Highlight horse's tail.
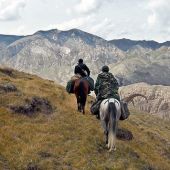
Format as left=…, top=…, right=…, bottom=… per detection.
left=108, top=102, right=117, bottom=151
left=79, top=80, right=86, bottom=106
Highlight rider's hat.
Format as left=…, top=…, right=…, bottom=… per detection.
left=102, top=65, right=109, bottom=72
left=78, top=58, right=83, bottom=63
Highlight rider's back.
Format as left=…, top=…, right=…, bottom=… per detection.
left=74, top=63, right=90, bottom=77
left=95, top=72, right=119, bottom=101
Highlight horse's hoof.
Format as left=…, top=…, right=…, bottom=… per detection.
left=108, top=148, right=112, bottom=152
left=107, top=145, right=116, bottom=152
left=108, top=147, right=116, bottom=152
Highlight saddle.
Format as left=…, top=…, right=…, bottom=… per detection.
left=71, top=74, right=82, bottom=81
left=66, top=74, right=82, bottom=93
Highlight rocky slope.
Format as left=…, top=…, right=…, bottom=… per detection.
left=0, top=29, right=170, bottom=86
left=120, top=82, right=170, bottom=120
left=110, top=46, right=170, bottom=86
left=0, top=68, right=170, bottom=169
left=0, top=29, right=124, bottom=84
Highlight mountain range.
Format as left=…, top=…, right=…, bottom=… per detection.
left=109, top=38, right=170, bottom=51
left=0, top=29, right=170, bottom=86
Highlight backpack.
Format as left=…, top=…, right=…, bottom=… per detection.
left=120, top=101, right=130, bottom=120
left=66, top=80, right=74, bottom=93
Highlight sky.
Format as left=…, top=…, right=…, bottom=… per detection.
left=0, top=0, right=170, bottom=42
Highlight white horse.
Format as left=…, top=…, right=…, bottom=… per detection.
left=100, top=98, right=121, bottom=152
left=99, top=93, right=147, bottom=152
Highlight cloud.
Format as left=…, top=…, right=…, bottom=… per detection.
left=16, top=25, right=26, bottom=34
left=89, top=17, right=115, bottom=38
left=0, top=0, right=27, bottom=21
left=75, top=0, right=101, bottom=14
left=73, top=0, right=112, bottom=14
left=144, top=0, right=170, bottom=41
left=0, top=0, right=170, bottom=42
left=54, top=15, right=95, bottom=30
left=147, top=0, right=170, bottom=28
left=148, top=0, right=166, bottom=8
left=148, top=12, right=156, bottom=26
left=8, top=25, right=26, bottom=35
left=53, top=15, right=115, bottom=40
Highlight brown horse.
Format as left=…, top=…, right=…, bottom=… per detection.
left=73, top=78, right=89, bottom=114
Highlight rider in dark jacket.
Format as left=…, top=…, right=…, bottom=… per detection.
left=74, top=59, right=90, bottom=77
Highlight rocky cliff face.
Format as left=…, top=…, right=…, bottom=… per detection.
left=0, top=29, right=124, bottom=84
left=120, top=83, right=170, bottom=120
left=0, top=29, right=170, bottom=86
left=110, top=46, right=170, bottom=86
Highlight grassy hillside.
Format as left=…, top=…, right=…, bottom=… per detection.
left=0, top=68, right=170, bottom=170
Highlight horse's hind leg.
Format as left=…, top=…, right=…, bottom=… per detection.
left=78, top=103, right=81, bottom=112
left=77, top=103, right=80, bottom=111
left=81, top=104, right=85, bottom=114
left=83, top=107, right=85, bottom=114
left=104, top=130, right=108, bottom=145
left=76, top=94, right=81, bottom=112
left=81, top=95, right=87, bottom=114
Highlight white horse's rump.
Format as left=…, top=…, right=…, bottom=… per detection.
left=100, top=98, right=121, bottom=152
left=98, top=94, right=148, bottom=151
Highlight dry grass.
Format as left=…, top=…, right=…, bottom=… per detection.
left=0, top=68, right=170, bottom=170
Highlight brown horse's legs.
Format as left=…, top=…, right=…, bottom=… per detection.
left=78, top=103, right=81, bottom=112
left=81, top=95, right=87, bottom=114
left=78, top=102, right=85, bottom=114
left=82, top=105, right=85, bottom=114
left=75, top=94, right=80, bottom=112
left=74, top=79, right=89, bottom=114
left=76, top=93, right=85, bottom=113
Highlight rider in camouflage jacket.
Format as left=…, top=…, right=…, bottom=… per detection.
left=91, top=65, right=120, bottom=119
left=95, top=66, right=120, bottom=101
